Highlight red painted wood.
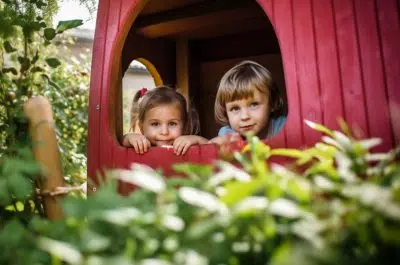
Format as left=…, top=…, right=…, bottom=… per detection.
left=292, top=0, right=323, bottom=145
left=259, top=0, right=274, bottom=23
left=88, top=0, right=110, bottom=184
left=376, top=0, right=400, bottom=146
left=333, top=0, right=369, bottom=139
left=98, top=0, right=122, bottom=173
left=256, top=0, right=287, bottom=149
left=353, top=0, right=393, bottom=151
left=117, top=144, right=219, bottom=195
left=312, top=0, right=344, bottom=132
left=269, top=0, right=304, bottom=149
left=89, top=0, right=400, bottom=191
left=119, top=0, right=140, bottom=29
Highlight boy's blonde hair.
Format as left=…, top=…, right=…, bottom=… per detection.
left=214, top=60, right=286, bottom=125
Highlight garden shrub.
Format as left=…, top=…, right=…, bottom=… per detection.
left=2, top=121, right=399, bottom=265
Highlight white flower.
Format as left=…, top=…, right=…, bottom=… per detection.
left=234, top=197, right=269, bottom=214
left=314, top=175, right=336, bottom=191
left=183, top=250, right=209, bottom=265
left=162, top=215, right=185, bottom=231
left=335, top=152, right=357, bottom=183
left=292, top=216, right=324, bottom=249
left=101, top=207, right=141, bottom=226
left=333, top=131, right=352, bottom=150
left=365, top=153, right=390, bottom=161
left=179, top=187, right=228, bottom=214
left=304, top=119, right=318, bottom=129
left=358, top=138, right=382, bottom=150
left=38, top=237, right=82, bottom=265
left=232, top=242, right=251, bottom=253
left=140, top=259, right=172, bottom=265
left=208, top=161, right=251, bottom=187
left=342, top=184, right=400, bottom=220
left=83, top=231, right=111, bottom=252
left=117, top=164, right=166, bottom=193
left=322, top=136, right=342, bottom=150
left=269, top=198, right=301, bottom=218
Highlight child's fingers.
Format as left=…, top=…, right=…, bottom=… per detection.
left=143, top=138, right=150, bottom=152
left=174, top=141, right=184, bottom=156
left=181, top=142, right=190, bottom=155
left=136, top=139, right=145, bottom=154
left=131, top=140, right=141, bottom=154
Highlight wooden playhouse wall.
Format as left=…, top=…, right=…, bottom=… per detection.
left=88, top=0, right=400, bottom=187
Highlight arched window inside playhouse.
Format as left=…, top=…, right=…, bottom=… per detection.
left=122, top=59, right=160, bottom=134
left=119, top=0, right=288, bottom=143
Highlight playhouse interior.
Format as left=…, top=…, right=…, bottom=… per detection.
left=120, top=0, right=288, bottom=140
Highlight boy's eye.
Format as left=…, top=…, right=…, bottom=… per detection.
left=229, top=106, right=240, bottom=112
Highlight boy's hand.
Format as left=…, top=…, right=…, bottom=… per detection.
left=209, top=133, right=241, bottom=145
left=173, top=135, right=208, bottom=156
left=122, top=133, right=151, bottom=154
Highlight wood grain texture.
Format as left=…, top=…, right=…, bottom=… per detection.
left=376, top=0, right=400, bottom=145
left=313, top=0, right=344, bottom=131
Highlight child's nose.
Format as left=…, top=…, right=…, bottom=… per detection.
left=160, top=125, right=169, bottom=135
left=240, top=109, right=250, bottom=120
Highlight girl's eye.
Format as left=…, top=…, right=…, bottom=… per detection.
left=168, top=121, right=178, bottom=127
left=250, top=102, right=259, bottom=108
left=150, top=122, right=159, bottom=127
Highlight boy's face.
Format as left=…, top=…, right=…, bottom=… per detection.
left=225, top=89, right=270, bottom=137
left=140, top=104, right=183, bottom=146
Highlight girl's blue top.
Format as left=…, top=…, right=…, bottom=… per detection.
left=218, top=116, right=287, bottom=137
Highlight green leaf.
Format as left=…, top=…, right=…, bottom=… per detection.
left=31, top=66, right=44, bottom=73
left=0, top=179, right=11, bottom=205
left=221, top=178, right=264, bottom=206
left=173, top=163, right=213, bottom=180
left=8, top=173, right=33, bottom=200
left=271, top=148, right=304, bottom=158
left=44, top=28, right=56, bottom=40
left=0, top=219, right=25, bottom=248
left=4, top=40, right=16, bottom=53
left=2, top=67, right=18, bottom=75
left=56, top=20, right=83, bottom=33
left=45, top=57, right=61, bottom=68
left=35, top=0, right=47, bottom=9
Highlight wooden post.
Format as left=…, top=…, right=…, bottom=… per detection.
left=176, top=38, right=190, bottom=105
left=24, top=96, right=64, bottom=219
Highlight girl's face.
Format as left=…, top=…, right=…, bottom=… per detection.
left=225, top=89, right=270, bottom=137
left=140, top=103, right=184, bottom=146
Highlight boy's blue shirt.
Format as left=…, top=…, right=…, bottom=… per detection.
left=218, top=116, right=287, bottom=137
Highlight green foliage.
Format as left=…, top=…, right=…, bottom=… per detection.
left=0, top=0, right=88, bottom=228
left=2, top=122, right=399, bottom=265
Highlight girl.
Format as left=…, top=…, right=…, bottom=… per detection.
left=210, top=60, right=287, bottom=144
left=123, top=86, right=207, bottom=155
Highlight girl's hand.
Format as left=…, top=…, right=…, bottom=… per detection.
left=122, top=133, right=151, bottom=154
left=173, top=135, right=208, bottom=156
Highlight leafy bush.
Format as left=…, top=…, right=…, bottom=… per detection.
left=0, top=0, right=88, bottom=231
left=1, top=122, right=399, bottom=265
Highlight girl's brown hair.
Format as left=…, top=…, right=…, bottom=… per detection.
left=135, top=86, right=200, bottom=135
left=214, top=60, right=287, bottom=125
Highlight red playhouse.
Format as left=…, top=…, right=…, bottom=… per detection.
left=88, top=0, right=400, bottom=193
